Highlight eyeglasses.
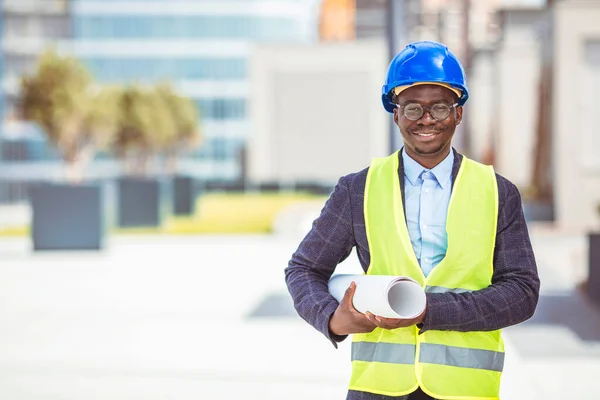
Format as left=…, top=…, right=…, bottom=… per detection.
left=396, top=102, right=458, bottom=121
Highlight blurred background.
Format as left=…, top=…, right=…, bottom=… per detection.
left=0, top=0, right=599, bottom=399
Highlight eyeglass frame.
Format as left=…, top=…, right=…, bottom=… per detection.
left=395, top=102, right=459, bottom=121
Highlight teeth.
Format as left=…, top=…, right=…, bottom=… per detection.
left=416, top=132, right=436, bottom=137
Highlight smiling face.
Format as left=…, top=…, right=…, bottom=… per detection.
left=393, top=84, right=463, bottom=169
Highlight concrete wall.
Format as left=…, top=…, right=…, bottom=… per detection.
left=248, top=41, right=389, bottom=185
left=554, top=1, right=600, bottom=229
left=494, top=8, right=543, bottom=188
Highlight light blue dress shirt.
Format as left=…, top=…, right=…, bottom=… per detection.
left=402, top=149, right=454, bottom=277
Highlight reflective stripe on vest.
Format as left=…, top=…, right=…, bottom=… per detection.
left=352, top=342, right=416, bottom=364
left=351, top=342, right=504, bottom=373
left=420, top=343, right=505, bottom=372
left=349, top=150, right=503, bottom=399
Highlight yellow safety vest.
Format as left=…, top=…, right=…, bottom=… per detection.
left=349, top=151, right=504, bottom=400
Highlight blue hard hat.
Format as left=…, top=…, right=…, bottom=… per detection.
left=381, top=41, right=469, bottom=113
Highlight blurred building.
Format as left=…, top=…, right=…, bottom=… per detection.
left=67, top=0, right=319, bottom=182
left=355, top=0, right=387, bottom=39
left=248, top=41, right=389, bottom=186
left=461, top=0, right=600, bottom=229
left=0, top=0, right=3, bottom=129
left=493, top=6, right=545, bottom=189
left=318, top=0, right=355, bottom=41
left=318, top=0, right=422, bottom=42
left=553, top=0, right=600, bottom=228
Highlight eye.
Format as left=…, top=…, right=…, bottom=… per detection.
left=432, top=104, right=449, bottom=112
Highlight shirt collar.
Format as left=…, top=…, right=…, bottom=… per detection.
left=402, top=148, right=454, bottom=189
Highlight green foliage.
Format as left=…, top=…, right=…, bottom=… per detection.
left=146, top=85, right=178, bottom=152
left=111, top=83, right=201, bottom=175
left=19, top=50, right=93, bottom=162
left=112, top=85, right=159, bottom=156
left=112, top=84, right=194, bottom=152
left=155, top=82, right=202, bottom=151
left=83, top=85, right=121, bottom=150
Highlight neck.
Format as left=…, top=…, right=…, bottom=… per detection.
left=405, top=147, right=451, bottom=170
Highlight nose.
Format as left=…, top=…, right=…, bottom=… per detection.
left=417, top=110, right=436, bottom=125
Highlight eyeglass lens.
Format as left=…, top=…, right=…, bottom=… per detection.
left=403, top=103, right=452, bottom=121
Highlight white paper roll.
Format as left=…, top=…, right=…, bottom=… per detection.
left=328, top=274, right=426, bottom=319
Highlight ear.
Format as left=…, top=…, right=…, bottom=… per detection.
left=455, top=106, right=463, bottom=125
left=393, top=107, right=399, bottom=126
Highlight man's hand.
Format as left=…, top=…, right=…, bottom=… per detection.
left=329, top=282, right=427, bottom=335
left=329, top=282, right=377, bottom=336
left=364, top=306, right=426, bottom=330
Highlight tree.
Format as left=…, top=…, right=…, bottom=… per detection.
left=154, top=83, right=202, bottom=174
left=19, top=50, right=113, bottom=182
left=83, top=85, right=120, bottom=151
left=110, top=83, right=201, bottom=177
left=111, top=84, right=176, bottom=176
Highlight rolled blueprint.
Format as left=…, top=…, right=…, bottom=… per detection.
left=328, top=274, right=426, bottom=319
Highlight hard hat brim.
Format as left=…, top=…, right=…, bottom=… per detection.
left=392, top=82, right=462, bottom=99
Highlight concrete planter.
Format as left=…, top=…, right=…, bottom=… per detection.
left=30, top=183, right=104, bottom=251
left=117, top=177, right=166, bottom=228
left=172, top=175, right=200, bottom=216
left=588, top=232, right=600, bottom=305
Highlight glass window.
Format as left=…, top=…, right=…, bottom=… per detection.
left=73, top=15, right=299, bottom=40
left=5, top=16, right=34, bottom=38
left=81, top=58, right=247, bottom=81
left=194, top=137, right=243, bottom=161
left=4, top=55, right=37, bottom=80
left=42, top=16, right=70, bottom=38
left=195, top=99, right=246, bottom=120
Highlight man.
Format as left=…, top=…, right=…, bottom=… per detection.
left=284, top=41, right=540, bottom=400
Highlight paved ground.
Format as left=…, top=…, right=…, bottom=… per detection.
left=0, top=226, right=598, bottom=399
left=502, top=227, right=600, bottom=399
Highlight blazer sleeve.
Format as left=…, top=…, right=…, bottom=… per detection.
left=284, top=174, right=358, bottom=346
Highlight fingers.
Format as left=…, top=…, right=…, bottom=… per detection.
left=365, top=312, right=413, bottom=330
left=374, top=315, right=403, bottom=325
left=330, top=282, right=377, bottom=335
left=356, top=313, right=377, bottom=332
left=342, top=281, right=357, bottom=309
left=365, top=312, right=389, bottom=329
